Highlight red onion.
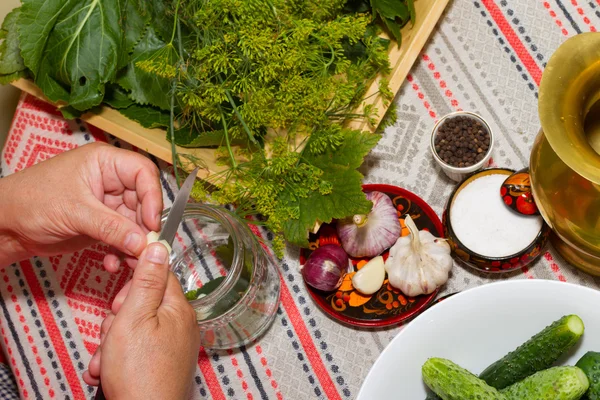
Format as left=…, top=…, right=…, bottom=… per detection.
left=301, top=245, right=349, bottom=292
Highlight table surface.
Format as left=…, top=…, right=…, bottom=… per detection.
left=3, top=1, right=600, bottom=399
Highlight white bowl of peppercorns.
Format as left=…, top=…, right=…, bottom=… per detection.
left=430, top=111, right=494, bottom=182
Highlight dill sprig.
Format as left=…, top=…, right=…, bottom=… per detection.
left=160, top=0, right=393, bottom=254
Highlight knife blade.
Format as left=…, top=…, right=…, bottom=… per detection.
left=158, top=167, right=200, bottom=248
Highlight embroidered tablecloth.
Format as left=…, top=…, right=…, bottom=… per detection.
left=2, top=0, right=600, bottom=399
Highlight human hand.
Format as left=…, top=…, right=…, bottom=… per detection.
left=0, top=142, right=163, bottom=269
left=83, top=242, right=200, bottom=400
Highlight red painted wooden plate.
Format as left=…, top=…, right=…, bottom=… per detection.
left=299, top=184, right=443, bottom=328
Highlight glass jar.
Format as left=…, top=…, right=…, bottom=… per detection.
left=161, top=204, right=281, bottom=349
left=531, top=32, right=600, bottom=275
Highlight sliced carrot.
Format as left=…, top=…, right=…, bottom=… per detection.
left=338, top=272, right=356, bottom=292
left=400, top=218, right=410, bottom=237
left=349, top=291, right=371, bottom=307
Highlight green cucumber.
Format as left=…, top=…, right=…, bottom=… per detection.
left=424, top=315, right=585, bottom=400
left=479, top=314, right=585, bottom=389
left=422, top=358, right=506, bottom=400
left=576, top=351, right=600, bottom=400
left=501, top=366, right=589, bottom=400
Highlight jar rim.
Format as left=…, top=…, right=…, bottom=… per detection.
left=539, top=32, right=600, bottom=184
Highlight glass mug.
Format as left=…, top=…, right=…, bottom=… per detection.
left=160, top=204, right=281, bottom=349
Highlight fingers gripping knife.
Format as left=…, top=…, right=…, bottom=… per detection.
left=94, top=167, right=199, bottom=400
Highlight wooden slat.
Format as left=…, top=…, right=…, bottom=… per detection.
left=11, top=78, right=224, bottom=179
left=348, top=0, right=450, bottom=131
left=11, top=0, right=449, bottom=171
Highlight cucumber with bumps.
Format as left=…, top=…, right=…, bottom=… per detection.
left=501, top=366, right=589, bottom=400
left=424, top=314, right=585, bottom=399
left=422, top=358, right=506, bottom=400
left=479, top=314, right=584, bottom=389
left=576, top=351, right=600, bottom=400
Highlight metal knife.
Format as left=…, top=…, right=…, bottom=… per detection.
left=94, top=167, right=199, bottom=400
left=158, top=166, right=200, bottom=248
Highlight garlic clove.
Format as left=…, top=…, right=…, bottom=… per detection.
left=146, top=231, right=173, bottom=254
left=146, top=231, right=160, bottom=243
left=352, top=256, right=385, bottom=295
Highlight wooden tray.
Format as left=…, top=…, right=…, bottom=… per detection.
left=11, top=0, right=449, bottom=177
left=347, top=0, right=450, bottom=132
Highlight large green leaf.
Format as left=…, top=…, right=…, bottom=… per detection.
left=18, top=0, right=71, bottom=77
left=116, top=103, right=170, bottom=129
left=117, top=27, right=173, bottom=110
left=176, top=130, right=249, bottom=148
left=60, top=105, right=84, bottom=120
left=343, top=0, right=371, bottom=14
left=283, top=130, right=380, bottom=247
left=0, top=9, right=25, bottom=76
left=19, top=0, right=125, bottom=110
left=382, top=17, right=402, bottom=47
left=370, top=0, right=411, bottom=45
left=37, top=72, right=70, bottom=104
left=0, top=70, right=27, bottom=85
left=175, top=129, right=223, bottom=148
left=121, top=0, right=152, bottom=66
left=309, top=128, right=381, bottom=170
left=104, top=84, right=135, bottom=109
left=106, top=85, right=234, bottom=148
left=115, top=102, right=246, bottom=148
left=407, top=0, right=416, bottom=24
left=146, top=0, right=176, bottom=45
left=372, top=0, right=409, bottom=21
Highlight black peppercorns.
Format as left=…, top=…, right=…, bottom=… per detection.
left=434, top=116, right=490, bottom=168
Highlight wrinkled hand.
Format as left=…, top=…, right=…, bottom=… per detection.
left=83, top=242, right=201, bottom=400
left=0, top=142, right=163, bottom=270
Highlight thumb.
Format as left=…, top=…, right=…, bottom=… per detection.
left=80, top=203, right=147, bottom=257
left=162, top=272, right=191, bottom=307
left=119, top=242, right=171, bottom=316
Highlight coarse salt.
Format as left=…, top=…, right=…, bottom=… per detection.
left=450, top=174, right=543, bottom=257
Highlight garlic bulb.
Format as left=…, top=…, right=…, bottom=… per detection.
left=385, top=215, right=452, bottom=297
left=352, top=256, right=385, bottom=295
left=337, top=191, right=401, bottom=258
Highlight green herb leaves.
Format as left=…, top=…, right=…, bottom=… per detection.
left=371, top=0, right=416, bottom=45
left=0, top=0, right=410, bottom=253
left=0, top=8, right=26, bottom=84
left=343, top=0, right=416, bottom=45
left=283, top=130, right=380, bottom=247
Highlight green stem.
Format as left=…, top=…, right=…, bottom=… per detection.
left=169, top=0, right=182, bottom=45
left=167, top=2, right=189, bottom=189
left=169, top=80, right=181, bottom=188
left=217, top=75, right=259, bottom=146
left=176, top=6, right=185, bottom=67
left=311, top=34, right=336, bottom=70
left=218, top=105, right=237, bottom=169
left=167, top=0, right=186, bottom=188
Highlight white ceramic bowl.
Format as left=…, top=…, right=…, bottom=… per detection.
left=357, top=280, right=600, bottom=399
left=430, top=111, right=494, bottom=182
